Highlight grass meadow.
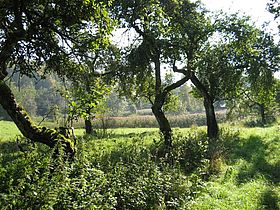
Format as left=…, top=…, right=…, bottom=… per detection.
left=0, top=120, right=279, bottom=209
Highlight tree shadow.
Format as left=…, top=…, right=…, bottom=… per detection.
left=226, top=135, right=280, bottom=184
left=0, top=141, right=19, bottom=153
left=261, top=189, right=280, bottom=210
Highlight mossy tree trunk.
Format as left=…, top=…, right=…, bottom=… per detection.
left=0, top=81, right=75, bottom=159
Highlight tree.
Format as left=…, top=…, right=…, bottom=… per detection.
left=268, top=0, right=280, bottom=21
left=0, top=0, right=114, bottom=158
left=34, top=76, right=66, bottom=121
left=178, top=13, right=279, bottom=139
left=238, top=30, right=280, bottom=125
left=113, top=0, right=208, bottom=149
left=65, top=77, right=110, bottom=134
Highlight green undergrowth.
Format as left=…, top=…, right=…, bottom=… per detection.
left=0, top=126, right=210, bottom=209
left=0, top=120, right=279, bottom=209
left=187, top=126, right=280, bottom=209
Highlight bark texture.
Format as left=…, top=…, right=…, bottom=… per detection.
left=0, top=81, right=75, bottom=159
left=203, top=98, right=219, bottom=139
left=85, top=118, right=93, bottom=134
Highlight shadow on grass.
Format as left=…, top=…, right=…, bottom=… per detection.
left=0, top=141, right=19, bottom=153
left=226, top=135, right=280, bottom=184
left=261, top=189, right=280, bottom=210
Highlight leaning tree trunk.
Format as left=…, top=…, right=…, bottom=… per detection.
left=0, top=81, right=75, bottom=159
left=152, top=102, right=172, bottom=149
left=204, top=97, right=219, bottom=139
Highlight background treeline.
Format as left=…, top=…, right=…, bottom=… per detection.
left=0, top=73, right=207, bottom=121
left=1, top=72, right=279, bottom=129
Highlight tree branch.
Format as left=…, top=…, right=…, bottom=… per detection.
left=164, top=73, right=191, bottom=93
left=190, top=71, right=212, bottom=101
left=172, top=61, right=189, bottom=75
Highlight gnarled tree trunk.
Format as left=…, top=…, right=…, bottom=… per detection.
left=0, top=81, right=75, bottom=159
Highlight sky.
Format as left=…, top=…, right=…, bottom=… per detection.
left=201, top=0, right=278, bottom=33
left=201, top=0, right=280, bottom=79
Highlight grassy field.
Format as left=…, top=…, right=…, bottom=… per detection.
left=0, top=120, right=21, bottom=141
left=0, top=120, right=279, bottom=209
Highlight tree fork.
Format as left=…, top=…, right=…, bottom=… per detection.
left=0, top=81, right=75, bottom=159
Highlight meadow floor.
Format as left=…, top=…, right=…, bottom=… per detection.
left=0, top=120, right=279, bottom=209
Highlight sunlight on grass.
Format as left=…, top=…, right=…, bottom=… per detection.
left=0, top=120, right=21, bottom=141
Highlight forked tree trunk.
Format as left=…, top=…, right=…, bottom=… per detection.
left=0, top=81, right=75, bottom=159
left=204, top=97, right=219, bottom=139
left=152, top=102, right=172, bottom=149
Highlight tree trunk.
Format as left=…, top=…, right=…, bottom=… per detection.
left=190, top=72, right=219, bottom=139
left=152, top=102, right=172, bottom=149
left=259, top=103, right=266, bottom=125
left=204, top=97, right=219, bottom=139
left=85, top=118, right=93, bottom=134
left=0, top=81, right=75, bottom=159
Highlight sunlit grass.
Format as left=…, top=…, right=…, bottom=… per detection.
left=0, top=120, right=21, bottom=141
left=185, top=125, right=280, bottom=209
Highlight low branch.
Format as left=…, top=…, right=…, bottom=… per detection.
left=164, top=74, right=191, bottom=93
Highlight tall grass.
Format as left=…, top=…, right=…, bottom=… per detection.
left=80, top=112, right=227, bottom=129
left=186, top=126, right=280, bottom=209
